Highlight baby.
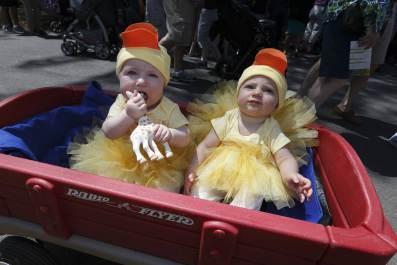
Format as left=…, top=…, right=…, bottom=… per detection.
left=69, top=22, right=191, bottom=193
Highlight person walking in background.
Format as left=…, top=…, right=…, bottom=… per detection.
left=145, top=0, right=167, bottom=39
left=197, top=0, right=221, bottom=67
left=159, top=0, right=195, bottom=80
left=302, top=0, right=381, bottom=109
left=0, top=0, right=25, bottom=34
left=21, top=0, right=46, bottom=36
left=299, top=0, right=396, bottom=125
left=333, top=0, right=397, bottom=124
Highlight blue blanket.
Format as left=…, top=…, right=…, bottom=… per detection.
left=0, top=81, right=114, bottom=167
left=0, top=82, right=323, bottom=223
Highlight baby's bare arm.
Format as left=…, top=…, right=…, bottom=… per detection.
left=184, top=129, right=220, bottom=194
left=275, top=148, right=313, bottom=202
left=169, top=126, right=191, bottom=147
left=102, top=110, right=137, bottom=139
left=102, top=91, right=146, bottom=139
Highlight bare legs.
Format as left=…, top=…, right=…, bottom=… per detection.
left=298, top=60, right=378, bottom=112
left=307, top=77, right=349, bottom=108
left=337, top=64, right=379, bottom=112
left=298, top=58, right=320, bottom=97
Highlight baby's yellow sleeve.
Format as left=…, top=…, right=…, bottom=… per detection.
left=268, top=119, right=291, bottom=154
left=107, top=94, right=126, bottom=118
left=168, top=105, right=189, bottom=129
left=211, top=115, right=227, bottom=140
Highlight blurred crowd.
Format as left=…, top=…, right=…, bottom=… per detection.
left=1, top=0, right=397, bottom=119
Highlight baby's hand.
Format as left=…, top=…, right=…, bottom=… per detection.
left=153, top=124, right=172, bottom=143
left=184, top=172, right=196, bottom=195
left=125, top=90, right=147, bottom=120
left=283, top=173, right=313, bottom=203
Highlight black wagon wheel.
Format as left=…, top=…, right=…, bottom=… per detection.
left=0, top=236, right=58, bottom=265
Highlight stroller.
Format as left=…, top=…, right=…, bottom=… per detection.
left=61, top=0, right=142, bottom=60
left=212, top=0, right=276, bottom=79
left=40, top=0, right=75, bottom=34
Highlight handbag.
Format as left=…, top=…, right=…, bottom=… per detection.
left=338, top=4, right=365, bottom=35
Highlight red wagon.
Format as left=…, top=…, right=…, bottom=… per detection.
left=0, top=86, right=396, bottom=265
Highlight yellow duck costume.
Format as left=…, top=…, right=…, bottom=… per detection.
left=68, top=23, right=192, bottom=193
left=188, top=49, right=318, bottom=209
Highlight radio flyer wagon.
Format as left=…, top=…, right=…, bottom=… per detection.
left=0, top=84, right=396, bottom=265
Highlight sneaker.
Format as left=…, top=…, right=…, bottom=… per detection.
left=12, top=25, right=25, bottom=34
left=333, top=106, right=362, bottom=125
left=2, top=24, right=13, bottom=33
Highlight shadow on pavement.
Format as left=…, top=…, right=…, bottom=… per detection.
left=16, top=56, right=95, bottom=69
left=320, top=115, right=397, bottom=177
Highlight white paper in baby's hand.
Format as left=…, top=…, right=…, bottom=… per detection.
left=349, top=41, right=372, bottom=76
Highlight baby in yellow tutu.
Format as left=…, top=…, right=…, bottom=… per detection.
left=68, top=22, right=191, bottom=192
left=184, top=48, right=314, bottom=210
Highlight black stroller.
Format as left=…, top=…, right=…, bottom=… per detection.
left=212, top=0, right=276, bottom=79
left=40, top=0, right=75, bottom=34
left=61, top=0, right=142, bottom=60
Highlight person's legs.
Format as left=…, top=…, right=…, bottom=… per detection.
left=187, top=1, right=203, bottom=57
left=21, top=0, right=41, bottom=33
left=8, top=5, right=24, bottom=33
left=145, top=0, right=167, bottom=39
left=173, top=46, right=185, bottom=72
left=335, top=6, right=396, bottom=119
left=337, top=71, right=374, bottom=112
left=197, top=8, right=221, bottom=63
left=298, top=58, right=320, bottom=97
left=332, top=76, right=366, bottom=124
left=308, top=77, right=349, bottom=108
left=160, top=0, right=194, bottom=78
left=1, top=6, right=12, bottom=26
left=306, top=20, right=355, bottom=108
left=8, top=5, right=18, bottom=25
left=1, top=6, right=14, bottom=32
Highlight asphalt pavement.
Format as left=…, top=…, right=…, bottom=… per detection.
left=0, top=32, right=396, bottom=264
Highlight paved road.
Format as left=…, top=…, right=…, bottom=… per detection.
left=1, top=32, right=396, bottom=264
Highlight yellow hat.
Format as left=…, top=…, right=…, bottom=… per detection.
left=237, top=48, right=288, bottom=110
left=116, top=22, right=171, bottom=85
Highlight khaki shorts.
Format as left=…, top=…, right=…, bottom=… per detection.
left=160, top=0, right=195, bottom=47
left=372, top=4, right=397, bottom=65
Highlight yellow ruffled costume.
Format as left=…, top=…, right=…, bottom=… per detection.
left=68, top=95, right=193, bottom=193
left=187, top=81, right=318, bottom=209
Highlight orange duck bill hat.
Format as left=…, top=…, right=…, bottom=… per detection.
left=116, top=22, right=171, bottom=85
left=237, top=48, right=288, bottom=111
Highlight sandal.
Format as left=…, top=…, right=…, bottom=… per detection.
left=333, top=106, right=362, bottom=125
left=378, top=135, right=397, bottom=148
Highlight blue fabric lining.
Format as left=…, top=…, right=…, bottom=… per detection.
left=265, top=148, right=323, bottom=223
left=0, top=81, right=114, bottom=167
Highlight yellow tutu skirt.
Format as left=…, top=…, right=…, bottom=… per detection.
left=196, top=137, right=295, bottom=209
left=68, top=129, right=193, bottom=192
